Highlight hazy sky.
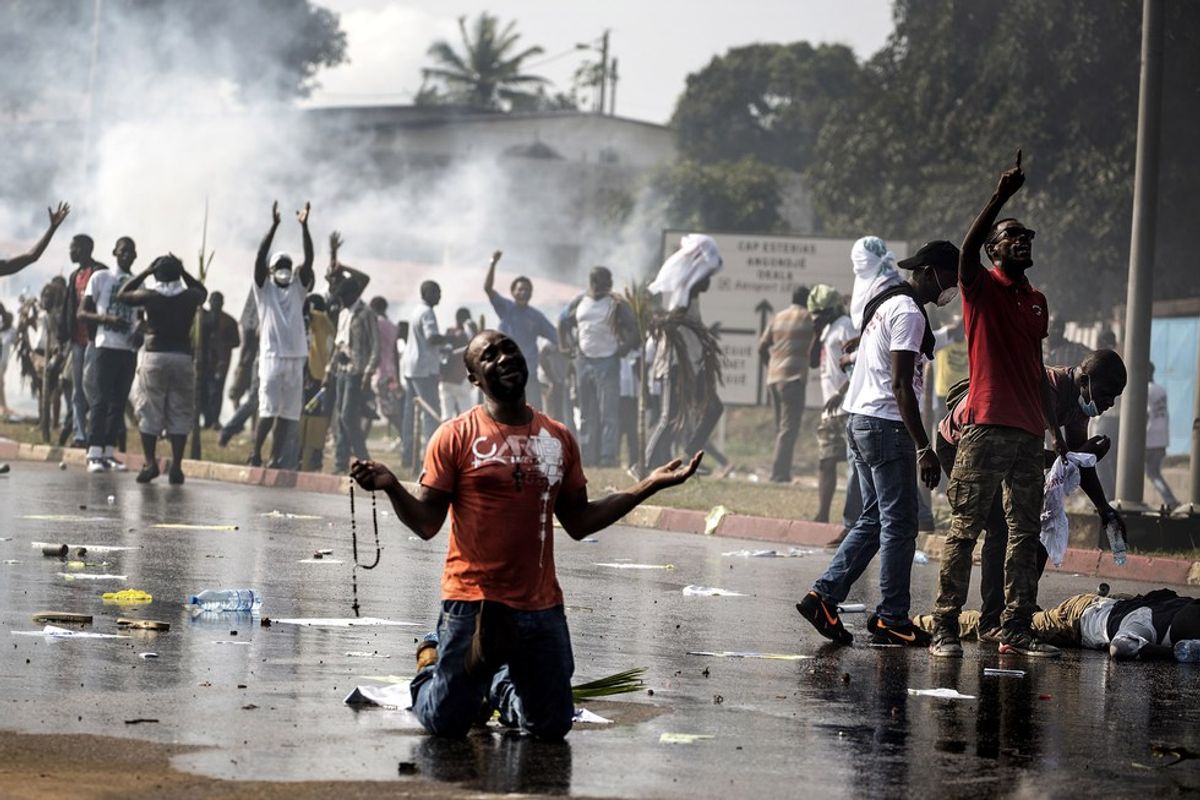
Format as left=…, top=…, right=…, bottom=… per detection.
left=307, top=0, right=896, bottom=123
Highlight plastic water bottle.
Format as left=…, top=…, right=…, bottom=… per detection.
left=1104, top=519, right=1127, bottom=566
left=1175, top=640, right=1200, bottom=663
left=187, top=589, right=262, bottom=612
left=303, top=387, right=326, bottom=415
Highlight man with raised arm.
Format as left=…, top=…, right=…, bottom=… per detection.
left=349, top=329, right=702, bottom=739
left=483, top=251, right=557, bottom=409
left=250, top=201, right=315, bottom=469
left=0, top=202, right=70, bottom=277
left=930, top=152, right=1068, bottom=659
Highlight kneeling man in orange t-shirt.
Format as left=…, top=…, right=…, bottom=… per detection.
left=350, top=329, right=702, bottom=739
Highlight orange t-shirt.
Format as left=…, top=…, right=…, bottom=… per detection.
left=420, top=406, right=586, bottom=611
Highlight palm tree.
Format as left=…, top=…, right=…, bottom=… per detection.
left=423, top=13, right=548, bottom=110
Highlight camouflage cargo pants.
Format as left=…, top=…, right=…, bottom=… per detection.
left=933, top=424, right=1044, bottom=637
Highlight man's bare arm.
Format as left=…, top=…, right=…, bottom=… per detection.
left=554, top=452, right=703, bottom=539
left=890, top=350, right=939, bottom=489
left=0, top=202, right=70, bottom=277
left=116, top=264, right=159, bottom=307
left=484, top=250, right=501, bottom=295
left=350, top=459, right=451, bottom=539
left=255, top=202, right=281, bottom=288
left=297, top=202, right=314, bottom=291
left=961, top=150, right=1023, bottom=288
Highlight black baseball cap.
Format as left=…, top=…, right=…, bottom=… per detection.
left=898, top=240, right=960, bottom=270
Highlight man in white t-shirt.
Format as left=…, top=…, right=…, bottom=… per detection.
left=400, top=280, right=447, bottom=467
left=559, top=266, right=637, bottom=466
left=806, top=284, right=856, bottom=524
left=797, top=240, right=960, bottom=648
left=250, top=201, right=315, bottom=468
left=1144, top=362, right=1178, bottom=509
left=78, top=236, right=139, bottom=472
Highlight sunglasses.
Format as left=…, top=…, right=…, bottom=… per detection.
left=992, top=227, right=1036, bottom=243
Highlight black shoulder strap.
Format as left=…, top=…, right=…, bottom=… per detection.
left=859, top=284, right=936, bottom=360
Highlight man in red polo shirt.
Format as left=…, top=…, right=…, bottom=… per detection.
left=930, top=151, right=1067, bottom=658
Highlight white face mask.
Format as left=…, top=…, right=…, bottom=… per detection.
left=932, top=268, right=959, bottom=307
left=273, top=268, right=293, bottom=287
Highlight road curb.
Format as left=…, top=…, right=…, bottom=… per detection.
left=2, top=437, right=1195, bottom=585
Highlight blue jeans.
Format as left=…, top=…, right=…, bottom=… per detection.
left=411, top=601, right=575, bottom=740
left=813, top=413, right=919, bottom=624
left=333, top=371, right=369, bottom=472
left=401, top=375, right=442, bottom=466
left=576, top=354, right=619, bottom=466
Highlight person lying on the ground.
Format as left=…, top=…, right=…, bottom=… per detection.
left=934, top=348, right=1128, bottom=640
left=349, top=329, right=702, bottom=740
left=0, top=203, right=70, bottom=277
left=916, top=588, right=1200, bottom=660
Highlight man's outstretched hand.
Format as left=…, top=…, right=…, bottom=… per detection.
left=48, top=202, right=70, bottom=228
left=297, top=201, right=311, bottom=226
left=271, top=200, right=281, bottom=226
left=645, top=451, right=704, bottom=492
left=350, top=459, right=399, bottom=493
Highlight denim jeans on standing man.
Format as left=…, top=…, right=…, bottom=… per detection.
left=575, top=354, right=619, bottom=466
left=813, top=413, right=919, bottom=625
left=333, top=370, right=370, bottom=472
left=410, top=600, right=575, bottom=740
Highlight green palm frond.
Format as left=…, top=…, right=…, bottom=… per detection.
left=572, top=667, right=647, bottom=701
left=421, top=12, right=549, bottom=109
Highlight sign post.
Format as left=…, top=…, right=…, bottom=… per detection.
left=661, top=230, right=907, bottom=406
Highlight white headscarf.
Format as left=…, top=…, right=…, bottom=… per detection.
left=649, top=234, right=723, bottom=312
left=848, top=235, right=901, bottom=329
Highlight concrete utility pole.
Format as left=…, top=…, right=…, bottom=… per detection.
left=1115, top=0, right=1164, bottom=504
left=1191, top=332, right=1200, bottom=504
left=597, top=29, right=610, bottom=115
left=609, top=58, right=619, bottom=116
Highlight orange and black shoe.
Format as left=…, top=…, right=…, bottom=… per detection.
left=796, top=591, right=853, bottom=645
left=867, top=614, right=933, bottom=647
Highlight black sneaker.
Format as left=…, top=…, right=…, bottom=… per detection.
left=998, top=630, right=1061, bottom=658
left=928, top=633, right=964, bottom=658
left=866, top=615, right=932, bottom=647
left=796, top=591, right=853, bottom=645
left=136, top=461, right=160, bottom=484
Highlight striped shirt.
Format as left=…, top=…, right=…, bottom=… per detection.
left=760, top=304, right=813, bottom=386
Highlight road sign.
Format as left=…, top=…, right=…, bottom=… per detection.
left=660, top=230, right=908, bottom=405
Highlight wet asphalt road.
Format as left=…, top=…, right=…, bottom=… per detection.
left=1, top=461, right=1198, bottom=798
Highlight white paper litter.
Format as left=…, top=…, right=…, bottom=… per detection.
left=345, top=681, right=413, bottom=709
left=659, top=732, right=714, bottom=744
left=271, top=617, right=421, bottom=628
left=721, top=548, right=815, bottom=558
left=12, top=625, right=129, bottom=639
left=345, top=651, right=391, bottom=659
left=297, top=558, right=345, bottom=564
left=32, top=541, right=140, bottom=552
left=139, top=652, right=159, bottom=659
left=58, top=572, right=127, bottom=581
left=907, top=688, right=976, bottom=700
left=837, top=603, right=867, bottom=613
left=23, top=515, right=111, bottom=522
left=682, top=585, right=747, bottom=597
left=3, top=560, right=21, bottom=565
left=573, top=708, right=612, bottom=724
left=261, top=510, right=322, bottom=520
left=594, top=562, right=675, bottom=570
left=213, top=640, right=251, bottom=646
left=687, top=651, right=812, bottom=661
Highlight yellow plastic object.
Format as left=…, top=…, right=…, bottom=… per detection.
left=101, top=589, right=153, bottom=604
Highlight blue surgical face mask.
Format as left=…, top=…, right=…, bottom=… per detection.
left=1078, top=374, right=1100, bottom=417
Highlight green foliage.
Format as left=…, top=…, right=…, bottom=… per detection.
left=672, top=42, right=864, bottom=171
left=655, top=157, right=783, bottom=233
left=572, top=667, right=647, bottom=701
left=0, top=0, right=347, bottom=116
left=422, top=13, right=549, bottom=110
left=806, top=0, right=1200, bottom=320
